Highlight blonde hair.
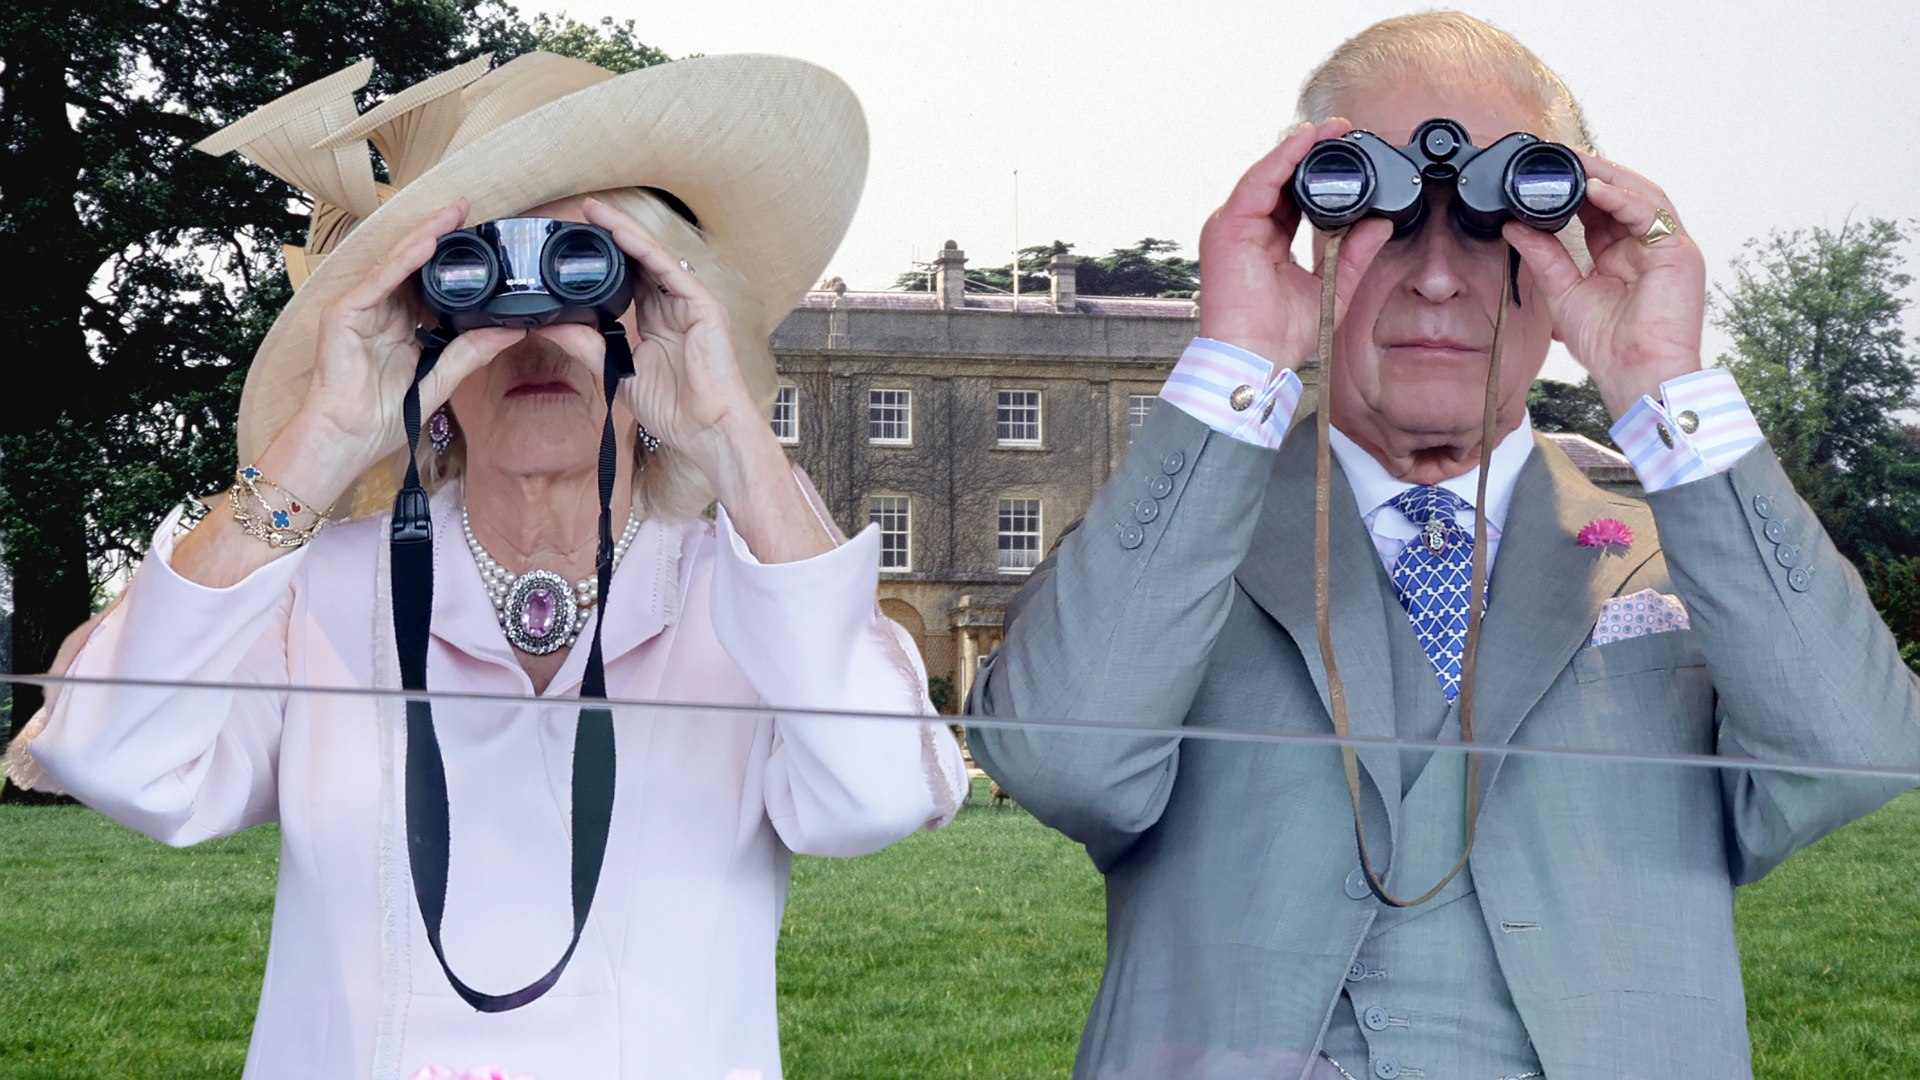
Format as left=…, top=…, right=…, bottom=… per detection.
left=1296, top=11, right=1593, bottom=151
left=420, top=186, right=776, bottom=522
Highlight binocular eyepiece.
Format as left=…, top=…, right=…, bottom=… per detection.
left=420, top=217, right=638, bottom=332
left=1291, top=118, right=1585, bottom=238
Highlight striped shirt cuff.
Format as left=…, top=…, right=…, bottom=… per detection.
left=1610, top=368, right=1764, bottom=492
left=1159, top=337, right=1302, bottom=450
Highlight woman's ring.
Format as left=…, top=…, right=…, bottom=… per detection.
left=677, top=258, right=696, bottom=276
left=1640, top=208, right=1678, bottom=246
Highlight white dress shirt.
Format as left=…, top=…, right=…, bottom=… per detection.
left=1159, top=336, right=1764, bottom=502
left=1328, top=414, right=1535, bottom=574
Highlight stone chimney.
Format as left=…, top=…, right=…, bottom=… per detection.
left=1049, top=253, right=1079, bottom=313
left=934, top=240, right=966, bottom=310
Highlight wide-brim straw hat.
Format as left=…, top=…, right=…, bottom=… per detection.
left=197, top=51, right=867, bottom=517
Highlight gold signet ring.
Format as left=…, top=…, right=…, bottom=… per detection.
left=1640, top=207, right=1678, bottom=246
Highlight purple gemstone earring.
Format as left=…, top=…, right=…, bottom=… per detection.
left=428, top=406, right=456, bottom=456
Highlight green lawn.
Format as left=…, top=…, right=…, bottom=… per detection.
left=1, top=783, right=1914, bottom=1078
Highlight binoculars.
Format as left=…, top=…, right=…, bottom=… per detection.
left=1291, top=118, right=1586, bottom=237
left=420, top=217, right=637, bottom=332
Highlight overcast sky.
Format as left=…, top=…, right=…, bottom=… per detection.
left=531, top=0, right=1919, bottom=383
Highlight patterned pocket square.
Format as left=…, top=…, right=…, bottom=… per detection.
left=1591, top=589, right=1691, bottom=646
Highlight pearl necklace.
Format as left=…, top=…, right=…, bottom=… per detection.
left=462, top=507, right=642, bottom=656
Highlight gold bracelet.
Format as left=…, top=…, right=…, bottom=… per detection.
left=230, top=465, right=332, bottom=549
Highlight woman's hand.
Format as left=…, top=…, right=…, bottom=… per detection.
left=1198, top=119, right=1394, bottom=367
left=577, top=197, right=776, bottom=482
left=1504, top=154, right=1707, bottom=419
left=169, top=199, right=525, bottom=589
left=292, top=198, right=525, bottom=506
left=576, top=196, right=831, bottom=562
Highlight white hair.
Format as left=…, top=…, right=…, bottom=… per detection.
left=1296, top=11, right=1594, bottom=151
left=420, top=186, right=775, bottom=522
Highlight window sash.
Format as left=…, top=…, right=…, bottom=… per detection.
left=868, top=389, right=912, bottom=444
left=771, top=385, right=798, bottom=443
left=996, top=390, right=1042, bottom=444
left=997, top=498, right=1042, bottom=573
left=1128, top=394, right=1155, bottom=430
left=870, top=496, right=911, bottom=570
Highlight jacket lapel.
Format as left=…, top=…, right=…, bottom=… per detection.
left=1235, top=419, right=1403, bottom=839
left=1468, top=434, right=1660, bottom=800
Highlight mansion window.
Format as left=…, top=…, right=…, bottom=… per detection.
left=870, top=496, right=911, bottom=571
left=868, top=388, right=912, bottom=444
left=996, top=389, right=1043, bottom=445
left=997, top=498, right=1043, bottom=574
left=771, top=385, right=798, bottom=444
left=1128, top=394, right=1155, bottom=442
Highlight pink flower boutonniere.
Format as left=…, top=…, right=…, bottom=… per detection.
left=1577, top=517, right=1634, bottom=553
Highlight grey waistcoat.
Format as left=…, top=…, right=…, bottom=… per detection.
left=1319, top=571, right=1546, bottom=1080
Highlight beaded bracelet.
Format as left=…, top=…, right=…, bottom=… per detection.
left=229, top=465, right=332, bottom=549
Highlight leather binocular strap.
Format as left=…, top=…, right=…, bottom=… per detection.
left=1313, top=230, right=1510, bottom=908
left=391, top=321, right=633, bottom=1010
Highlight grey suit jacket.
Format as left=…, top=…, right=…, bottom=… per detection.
left=969, top=404, right=1920, bottom=1080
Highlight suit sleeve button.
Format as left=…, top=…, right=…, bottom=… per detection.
left=1118, top=524, right=1144, bottom=550
left=1752, top=494, right=1776, bottom=518
left=1763, top=520, right=1787, bottom=543
left=1161, top=451, right=1185, bottom=474
left=1148, top=474, right=1174, bottom=499
left=1133, top=499, right=1160, bottom=524
left=1789, top=566, right=1812, bottom=592
left=1775, top=544, right=1801, bottom=568
left=1344, top=868, right=1371, bottom=900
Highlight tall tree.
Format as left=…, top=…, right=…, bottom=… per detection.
left=895, top=238, right=1200, bottom=298
left=1715, top=219, right=1920, bottom=560
left=0, top=0, right=670, bottom=772
left=1713, top=218, right=1920, bottom=664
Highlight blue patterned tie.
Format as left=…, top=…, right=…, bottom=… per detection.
left=1387, top=485, right=1481, bottom=701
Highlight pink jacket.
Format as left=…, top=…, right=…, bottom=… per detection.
left=24, top=477, right=967, bottom=1080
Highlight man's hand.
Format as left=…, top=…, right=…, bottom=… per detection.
left=1504, top=155, right=1706, bottom=419
left=1198, top=119, right=1394, bottom=367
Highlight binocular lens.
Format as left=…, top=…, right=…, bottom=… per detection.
left=427, top=244, right=494, bottom=304
left=1508, top=147, right=1581, bottom=217
left=550, top=234, right=615, bottom=294
left=1297, top=145, right=1370, bottom=213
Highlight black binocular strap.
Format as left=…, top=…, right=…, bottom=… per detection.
left=391, top=322, right=635, bottom=1012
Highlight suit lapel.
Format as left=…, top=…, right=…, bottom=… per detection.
left=1235, top=419, right=1403, bottom=839
left=1469, top=434, right=1659, bottom=801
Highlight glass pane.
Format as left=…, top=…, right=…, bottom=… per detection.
left=869, top=495, right=910, bottom=570
left=997, top=497, right=1042, bottom=572
left=1128, top=394, right=1155, bottom=438
left=997, top=390, right=1042, bottom=444
left=868, top=388, right=910, bottom=443
left=771, top=385, right=797, bottom=443
left=8, top=684, right=1916, bottom=1077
